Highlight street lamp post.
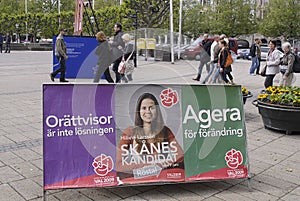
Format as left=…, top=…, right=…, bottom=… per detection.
left=178, top=0, right=183, bottom=60
left=58, top=0, right=61, bottom=27
left=25, top=0, right=28, bottom=42
left=15, top=24, right=19, bottom=43
left=170, top=0, right=174, bottom=64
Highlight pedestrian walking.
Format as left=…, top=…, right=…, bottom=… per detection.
left=219, top=39, right=235, bottom=85
left=111, top=23, right=125, bottom=83
left=120, top=33, right=135, bottom=83
left=93, top=31, right=114, bottom=83
left=192, top=34, right=211, bottom=82
left=255, top=39, right=262, bottom=75
left=264, top=40, right=282, bottom=88
left=50, top=28, right=69, bottom=82
left=249, top=38, right=261, bottom=75
left=279, top=42, right=295, bottom=86
left=202, top=34, right=220, bottom=84
left=0, top=33, right=3, bottom=53
left=4, top=33, right=11, bottom=53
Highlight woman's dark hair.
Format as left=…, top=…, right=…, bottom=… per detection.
left=269, top=40, right=277, bottom=46
left=134, top=93, right=166, bottom=152
left=134, top=93, right=164, bottom=131
left=115, top=23, right=122, bottom=30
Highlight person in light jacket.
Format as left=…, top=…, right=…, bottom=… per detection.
left=120, top=33, right=135, bottom=83
left=264, top=40, right=282, bottom=88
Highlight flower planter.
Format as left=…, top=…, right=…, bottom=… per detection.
left=252, top=100, right=300, bottom=134
left=243, top=93, right=253, bottom=104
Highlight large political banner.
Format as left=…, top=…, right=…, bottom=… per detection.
left=43, top=84, right=249, bottom=190
left=52, top=36, right=98, bottom=79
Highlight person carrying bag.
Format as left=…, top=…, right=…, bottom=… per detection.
left=118, top=33, right=135, bottom=83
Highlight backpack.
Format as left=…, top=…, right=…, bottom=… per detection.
left=224, top=49, right=233, bottom=67
left=293, top=53, right=300, bottom=73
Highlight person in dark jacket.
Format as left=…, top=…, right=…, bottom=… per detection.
left=192, top=34, right=211, bottom=82
left=93, top=31, right=114, bottom=83
left=219, top=39, right=235, bottom=85
left=0, top=33, right=3, bottom=53
left=249, top=38, right=261, bottom=75
left=279, top=42, right=295, bottom=86
left=111, top=23, right=125, bottom=83
left=4, top=33, right=11, bottom=53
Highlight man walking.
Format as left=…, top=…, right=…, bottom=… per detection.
left=193, top=34, right=211, bottom=82
left=4, top=33, right=11, bottom=53
left=50, top=28, right=69, bottom=82
left=0, top=33, right=3, bottom=53
left=249, top=38, right=261, bottom=75
left=202, top=34, right=220, bottom=84
left=111, top=23, right=125, bottom=83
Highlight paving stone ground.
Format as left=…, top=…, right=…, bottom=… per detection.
left=0, top=51, right=300, bottom=201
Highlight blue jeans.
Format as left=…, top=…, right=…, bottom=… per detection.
left=211, top=66, right=222, bottom=83
left=202, top=62, right=216, bottom=84
left=249, top=56, right=259, bottom=74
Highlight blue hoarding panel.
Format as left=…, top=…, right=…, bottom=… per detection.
left=52, top=36, right=98, bottom=79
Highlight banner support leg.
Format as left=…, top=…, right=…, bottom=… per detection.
left=247, top=177, right=252, bottom=192
left=43, top=190, right=47, bottom=201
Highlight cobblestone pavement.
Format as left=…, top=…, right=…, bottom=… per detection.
left=0, top=51, right=300, bottom=201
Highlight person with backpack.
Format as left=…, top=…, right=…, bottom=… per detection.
left=219, top=39, right=235, bottom=85
left=279, top=42, right=295, bottom=86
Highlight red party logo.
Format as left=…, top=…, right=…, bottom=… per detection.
left=225, top=149, right=243, bottom=169
left=92, top=154, right=114, bottom=176
left=160, top=88, right=178, bottom=108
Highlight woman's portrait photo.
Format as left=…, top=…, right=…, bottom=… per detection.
left=115, top=88, right=184, bottom=184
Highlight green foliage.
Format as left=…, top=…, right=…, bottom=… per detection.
left=94, top=0, right=119, bottom=9
left=1, top=0, right=299, bottom=41
left=92, top=6, right=126, bottom=36
left=182, top=2, right=210, bottom=38
left=259, top=0, right=300, bottom=39
left=181, top=0, right=256, bottom=38
left=123, top=0, right=174, bottom=28
left=209, top=0, right=256, bottom=37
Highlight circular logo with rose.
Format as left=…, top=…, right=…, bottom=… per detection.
left=92, top=154, right=114, bottom=176
left=225, top=148, right=243, bottom=169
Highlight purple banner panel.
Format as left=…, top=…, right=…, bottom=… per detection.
left=43, top=84, right=117, bottom=189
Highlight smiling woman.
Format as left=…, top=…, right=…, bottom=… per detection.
left=116, top=92, right=184, bottom=183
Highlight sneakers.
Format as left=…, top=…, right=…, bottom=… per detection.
left=50, top=74, right=55, bottom=82
left=250, top=73, right=256, bottom=76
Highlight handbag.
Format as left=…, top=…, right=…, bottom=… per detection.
left=125, top=60, right=134, bottom=75
left=118, top=56, right=126, bottom=74
left=118, top=51, right=134, bottom=74
left=260, top=64, right=267, bottom=76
